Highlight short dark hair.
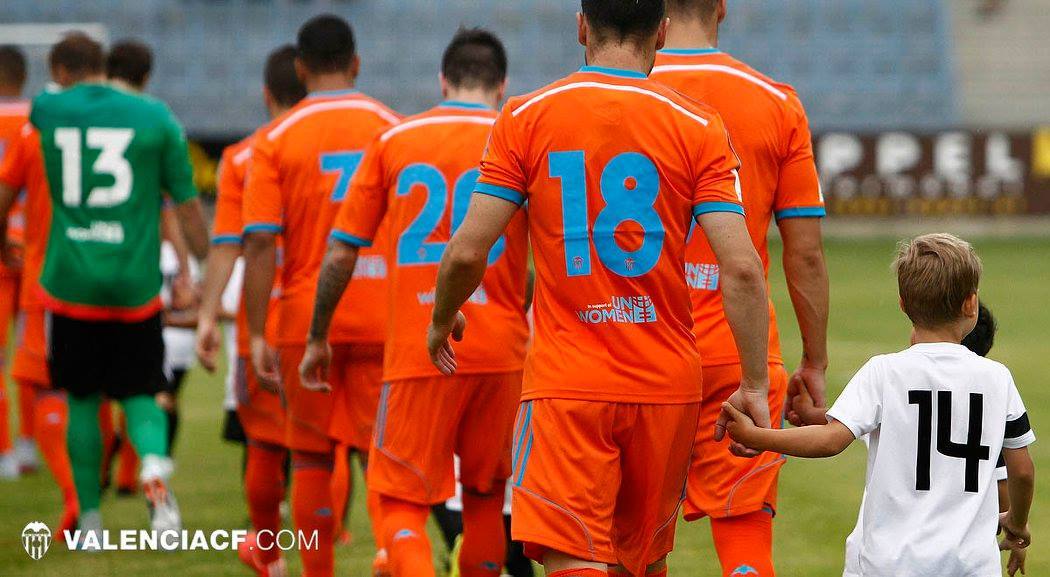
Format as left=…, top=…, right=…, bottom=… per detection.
left=441, top=28, right=507, bottom=90
left=265, top=44, right=307, bottom=108
left=962, top=302, right=997, bottom=357
left=49, top=32, right=104, bottom=78
left=106, top=39, right=153, bottom=88
left=0, top=45, right=27, bottom=90
left=666, top=0, right=720, bottom=21
left=581, top=0, right=666, bottom=44
left=297, top=14, right=356, bottom=74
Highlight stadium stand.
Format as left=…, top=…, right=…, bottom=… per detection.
left=2, top=0, right=958, bottom=137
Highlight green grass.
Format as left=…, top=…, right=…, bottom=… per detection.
left=2, top=237, right=1048, bottom=576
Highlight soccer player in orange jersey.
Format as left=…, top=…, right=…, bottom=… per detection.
left=242, top=15, right=399, bottom=577
left=0, top=45, right=79, bottom=535
left=427, top=3, right=773, bottom=576
left=196, top=44, right=305, bottom=577
left=299, top=29, right=528, bottom=577
left=652, top=3, right=831, bottom=575
left=0, top=45, right=28, bottom=478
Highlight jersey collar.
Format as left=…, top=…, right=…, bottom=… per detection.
left=578, top=65, right=647, bottom=79
left=438, top=100, right=492, bottom=111
left=908, top=342, right=973, bottom=355
left=658, top=48, right=721, bottom=56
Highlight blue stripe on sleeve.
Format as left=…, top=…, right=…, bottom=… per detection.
left=329, top=229, right=374, bottom=248
left=474, top=183, right=525, bottom=206
left=775, top=206, right=827, bottom=220
left=211, top=234, right=242, bottom=245
left=243, top=223, right=283, bottom=234
left=693, top=201, right=745, bottom=217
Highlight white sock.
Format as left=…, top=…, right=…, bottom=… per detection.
left=139, top=454, right=174, bottom=484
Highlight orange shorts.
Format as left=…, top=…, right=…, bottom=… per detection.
left=0, top=275, right=18, bottom=349
left=368, top=371, right=522, bottom=505
left=683, top=363, right=789, bottom=521
left=328, top=344, right=383, bottom=452
left=235, top=356, right=286, bottom=448
left=511, top=399, right=700, bottom=574
left=11, top=308, right=50, bottom=387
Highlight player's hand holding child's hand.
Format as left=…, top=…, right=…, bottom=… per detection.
left=719, top=401, right=761, bottom=451
left=999, top=511, right=1031, bottom=550
left=427, top=311, right=466, bottom=375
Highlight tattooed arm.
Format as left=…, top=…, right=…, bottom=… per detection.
left=300, top=241, right=359, bottom=391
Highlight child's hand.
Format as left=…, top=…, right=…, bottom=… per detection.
left=999, top=511, right=1031, bottom=550
left=1006, top=547, right=1027, bottom=576
left=787, top=382, right=829, bottom=427
left=720, top=402, right=760, bottom=448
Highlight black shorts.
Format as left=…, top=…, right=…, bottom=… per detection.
left=49, top=313, right=165, bottom=400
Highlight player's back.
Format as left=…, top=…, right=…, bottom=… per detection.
left=335, top=101, right=530, bottom=381
left=651, top=49, right=823, bottom=366
left=478, top=66, right=743, bottom=403
left=30, top=84, right=197, bottom=317
left=245, top=90, right=399, bottom=346
left=830, top=344, right=1034, bottom=576
left=0, top=100, right=29, bottom=280
left=0, top=122, right=50, bottom=309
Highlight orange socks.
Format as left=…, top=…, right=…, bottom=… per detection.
left=330, top=444, right=352, bottom=543
left=547, top=570, right=608, bottom=577
left=459, top=485, right=507, bottom=577
left=291, top=451, right=335, bottom=577
left=33, top=392, right=78, bottom=528
left=0, top=370, right=10, bottom=454
left=17, top=380, right=35, bottom=440
left=246, top=441, right=287, bottom=566
left=710, top=509, right=775, bottom=577
left=366, top=487, right=384, bottom=546
left=380, top=495, right=434, bottom=577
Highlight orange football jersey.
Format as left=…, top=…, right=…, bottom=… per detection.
left=0, top=121, right=50, bottom=309
left=652, top=49, right=824, bottom=367
left=213, top=132, right=283, bottom=356
left=243, top=90, right=399, bottom=346
left=332, top=101, right=530, bottom=381
left=0, top=101, right=29, bottom=279
left=476, top=66, right=743, bottom=404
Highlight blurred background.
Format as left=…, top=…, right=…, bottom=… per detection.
left=1, top=2, right=1049, bottom=576
left=2, top=0, right=1048, bottom=220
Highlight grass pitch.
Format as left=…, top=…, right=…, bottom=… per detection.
left=1, top=237, right=1047, bottom=576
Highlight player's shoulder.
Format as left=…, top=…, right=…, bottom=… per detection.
left=264, top=91, right=400, bottom=142
left=221, top=132, right=256, bottom=167
left=0, top=99, right=30, bottom=120
left=379, top=103, right=497, bottom=144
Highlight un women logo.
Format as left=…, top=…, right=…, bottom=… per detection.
left=22, top=521, right=51, bottom=560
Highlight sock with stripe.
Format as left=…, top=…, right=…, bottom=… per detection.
left=381, top=495, right=434, bottom=577
left=459, top=484, right=507, bottom=577
left=711, top=508, right=775, bottom=577
left=246, top=441, right=286, bottom=566
left=547, top=569, right=608, bottom=577
left=292, top=450, right=335, bottom=577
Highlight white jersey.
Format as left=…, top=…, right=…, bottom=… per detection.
left=829, top=343, right=1034, bottom=577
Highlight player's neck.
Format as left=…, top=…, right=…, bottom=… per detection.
left=0, top=87, right=21, bottom=99
left=585, top=44, right=657, bottom=77
left=442, top=87, right=498, bottom=110
left=109, top=79, right=141, bottom=93
left=910, top=325, right=966, bottom=346
left=305, top=74, right=356, bottom=95
left=662, top=17, right=719, bottom=50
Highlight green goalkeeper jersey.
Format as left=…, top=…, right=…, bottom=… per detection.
left=31, top=83, right=197, bottom=321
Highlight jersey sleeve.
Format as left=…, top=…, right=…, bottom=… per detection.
left=160, top=109, right=199, bottom=204
left=826, top=357, right=884, bottom=439
left=212, top=147, right=245, bottom=245
left=774, top=96, right=824, bottom=220
left=995, top=451, right=1008, bottom=481
left=243, top=135, right=284, bottom=235
left=330, top=135, right=388, bottom=247
left=474, top=106, right=526, bottom=206
left=691, top=111, right=744, bottom=218
left=1003, top=371, right=1035, bottom=449
left=0, top=124, right=31, bottom=190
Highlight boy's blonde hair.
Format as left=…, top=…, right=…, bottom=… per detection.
left=894, top=233, right=982, bottom=329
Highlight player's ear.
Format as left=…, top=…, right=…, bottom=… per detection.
left=497, top=79, right=508, bottom=104
left=577, top=12, right=588, bottom=48
left=718, top=0, right=728, bottom=24
left=439, top=73, right=450, bottom=100
left=293, top=58, right=307, bottom=84
left=655, top=18, right=670, bottom=51
left=349, top=54, right=361, bottom=81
